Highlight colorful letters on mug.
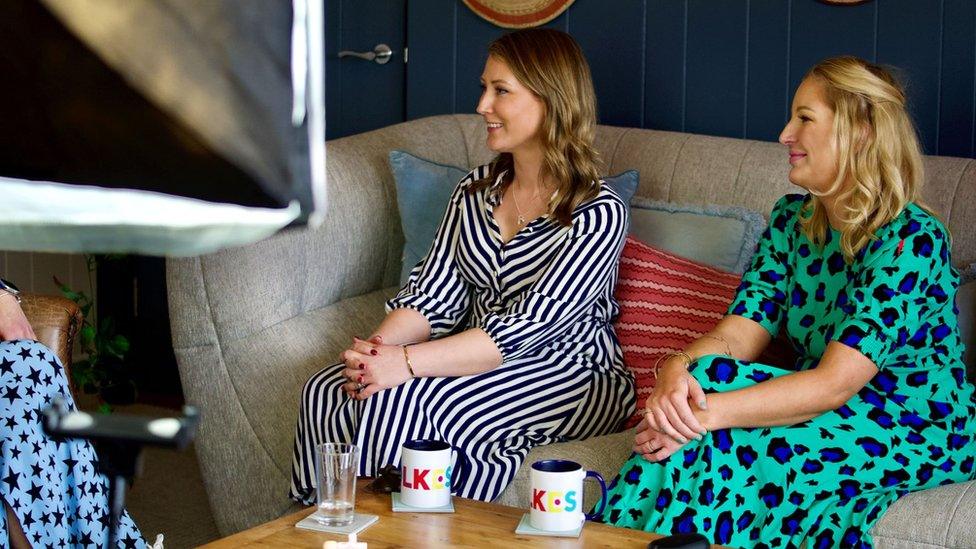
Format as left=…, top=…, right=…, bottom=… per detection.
left=402, top=465, right=453, bottom=490
left=531, top=488, right=579, bottom=513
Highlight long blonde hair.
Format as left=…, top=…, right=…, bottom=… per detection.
left=471, top=29, right=602, bottom=226
left=800, top=56, right=926, bottom=260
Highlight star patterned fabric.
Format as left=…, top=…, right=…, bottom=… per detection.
left=0, top=340, right=144, bottom=547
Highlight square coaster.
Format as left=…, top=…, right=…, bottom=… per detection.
left=295, top=512, right=379, bottom=535
left=514, top=513, right=583, bottom=538
left=391, top=492, right=455, bottom=513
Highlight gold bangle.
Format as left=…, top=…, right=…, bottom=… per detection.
left=700, top=334, right=733, bottom=356
left=653, top=351, right=693, bottom=380
left=402, top=345, right=416, bottom=378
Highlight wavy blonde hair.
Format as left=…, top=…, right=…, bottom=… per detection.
left=471, top=29, right=602, bottom=226
left=799, top=56, right=926, bottom=260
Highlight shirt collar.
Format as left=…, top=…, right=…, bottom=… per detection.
left=485, top=170, right=507, bottom=207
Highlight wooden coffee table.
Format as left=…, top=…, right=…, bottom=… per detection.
left=200, top=481, right=669, bottom=547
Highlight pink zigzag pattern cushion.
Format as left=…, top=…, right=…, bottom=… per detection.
left=614, top=234, right=742, bottom=427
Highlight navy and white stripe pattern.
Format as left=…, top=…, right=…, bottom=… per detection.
left=290, top=165, right=636, bottom=504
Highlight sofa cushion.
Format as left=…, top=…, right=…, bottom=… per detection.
left=870, top=480, right=976, bottom=548
left=962, top=264, right=976, bottom=285
left=388, top=150, right=639, bottom=284
left=613, top=235, right=742, bottom=426
left=628, top=197, right=766, bottom=274
left=389, top=151, right=469, bottom=285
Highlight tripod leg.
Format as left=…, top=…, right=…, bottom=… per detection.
left=105, top=474, right=128, bottom=548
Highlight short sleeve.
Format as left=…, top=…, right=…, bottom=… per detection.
left=832, top=212, right=957, bottom=368
left=727, top=195, right=798, bottom=336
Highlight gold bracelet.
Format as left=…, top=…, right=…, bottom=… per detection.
left=653, top=351, right=693, bottom=380
left=402, top=345, right=416, bottom=378
left=700, top=334, right=733, bottom=356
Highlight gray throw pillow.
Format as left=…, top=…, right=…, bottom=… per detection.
left=627, top=198, right=767, bottom=274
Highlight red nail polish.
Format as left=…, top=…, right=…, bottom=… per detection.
left=370, top=349, right=378, bottom=356
left=358, top=375, right=364, bottom=383
left=358, top=364, right=365, bottom=370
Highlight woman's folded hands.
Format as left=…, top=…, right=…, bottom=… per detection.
left=637, top=361, right=709, bottom=461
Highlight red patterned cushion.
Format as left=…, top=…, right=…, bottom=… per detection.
left=614, top=235, right=742, bottom=427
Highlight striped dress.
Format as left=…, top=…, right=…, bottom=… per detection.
left=290, top=165, right=635, bottom=503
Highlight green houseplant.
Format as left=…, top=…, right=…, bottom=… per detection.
left=55, top=254, right=134, bottom=408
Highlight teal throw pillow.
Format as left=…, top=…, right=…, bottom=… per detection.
left=627, top=197, right=766, bottom=273
left=389, top=150, right=639, bottom=284
left=389, top=151, right=467, bottom=285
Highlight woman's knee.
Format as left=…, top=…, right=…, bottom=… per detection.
left=300, top=363, right=345, bottom=406
left=1, top=339, right=55, bottom=360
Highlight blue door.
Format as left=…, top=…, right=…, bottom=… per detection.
left=326, top=1, right=407, bottom=139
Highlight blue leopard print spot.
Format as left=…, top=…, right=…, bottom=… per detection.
left=819, top=448, right=849, bottom=463
left=766, top=438, right=794, bottom=465
left=715, top=510, right=734, bottom=544
left=855, top=437, right=887, bottom=458
left=802, top=459, right=824, bottom=474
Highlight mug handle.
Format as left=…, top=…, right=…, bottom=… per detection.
left=449, top=448, right=470, bottom=495
left=583, top=470, right=608, bottom=520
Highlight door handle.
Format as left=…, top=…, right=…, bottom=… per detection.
left=338, top=43, right=393, bottom=65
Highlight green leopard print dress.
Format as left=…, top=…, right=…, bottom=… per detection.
left=599, top=194, right=976, bottom=548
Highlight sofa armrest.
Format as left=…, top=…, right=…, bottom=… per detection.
left=871, top=480, right=976, bottom=548
left=21, top=293, right=81, bottom=384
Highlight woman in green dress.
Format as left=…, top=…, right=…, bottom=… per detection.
left=599, top=56, right=976, bottom=547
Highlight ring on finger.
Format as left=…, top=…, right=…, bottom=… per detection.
left=642, top=409, right=658, bottom=431
left=355, top=382, right=366, bottom=391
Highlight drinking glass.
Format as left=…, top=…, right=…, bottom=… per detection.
left=314, top=443, right=359, bottom=525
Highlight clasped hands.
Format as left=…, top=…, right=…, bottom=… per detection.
left=635, top=362, right=710, bottom=462
left=339, top=335, right=412, bottom=400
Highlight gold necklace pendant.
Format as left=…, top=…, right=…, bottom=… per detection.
left=511, top=178, right=543, bottom=227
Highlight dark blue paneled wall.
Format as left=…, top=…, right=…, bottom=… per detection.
left=406, top=0, right=976, bottom=158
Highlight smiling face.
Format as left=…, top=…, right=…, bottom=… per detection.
left=779, top=77, right=840, bottom=194
left=476, top=55, right=546, bottom=156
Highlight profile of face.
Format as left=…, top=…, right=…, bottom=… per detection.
left=779, top=77, right=840, bottom=193
left=476, top=55, right=546, bottom=155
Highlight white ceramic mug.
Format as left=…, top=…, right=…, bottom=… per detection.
left=400, top=439, right=456, bottom=508
left=529, top=459, right=607, bottom=532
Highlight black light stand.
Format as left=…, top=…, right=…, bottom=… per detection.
left=41, top=398, right=199, bottom=548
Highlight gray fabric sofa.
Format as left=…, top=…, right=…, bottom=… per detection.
left=167, top=114, right=976, bottom=546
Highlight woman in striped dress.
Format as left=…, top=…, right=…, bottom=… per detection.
left=290, top=28, right=635, bottom=504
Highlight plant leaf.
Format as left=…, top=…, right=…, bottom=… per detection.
left=60, top=288, right=83, bottom=302
left=108, top=335, right=130, bottom=355
left=80, top=326, right=96, bottom=347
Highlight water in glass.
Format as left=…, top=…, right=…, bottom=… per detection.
left=314, top=443, right=358, bottom=526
